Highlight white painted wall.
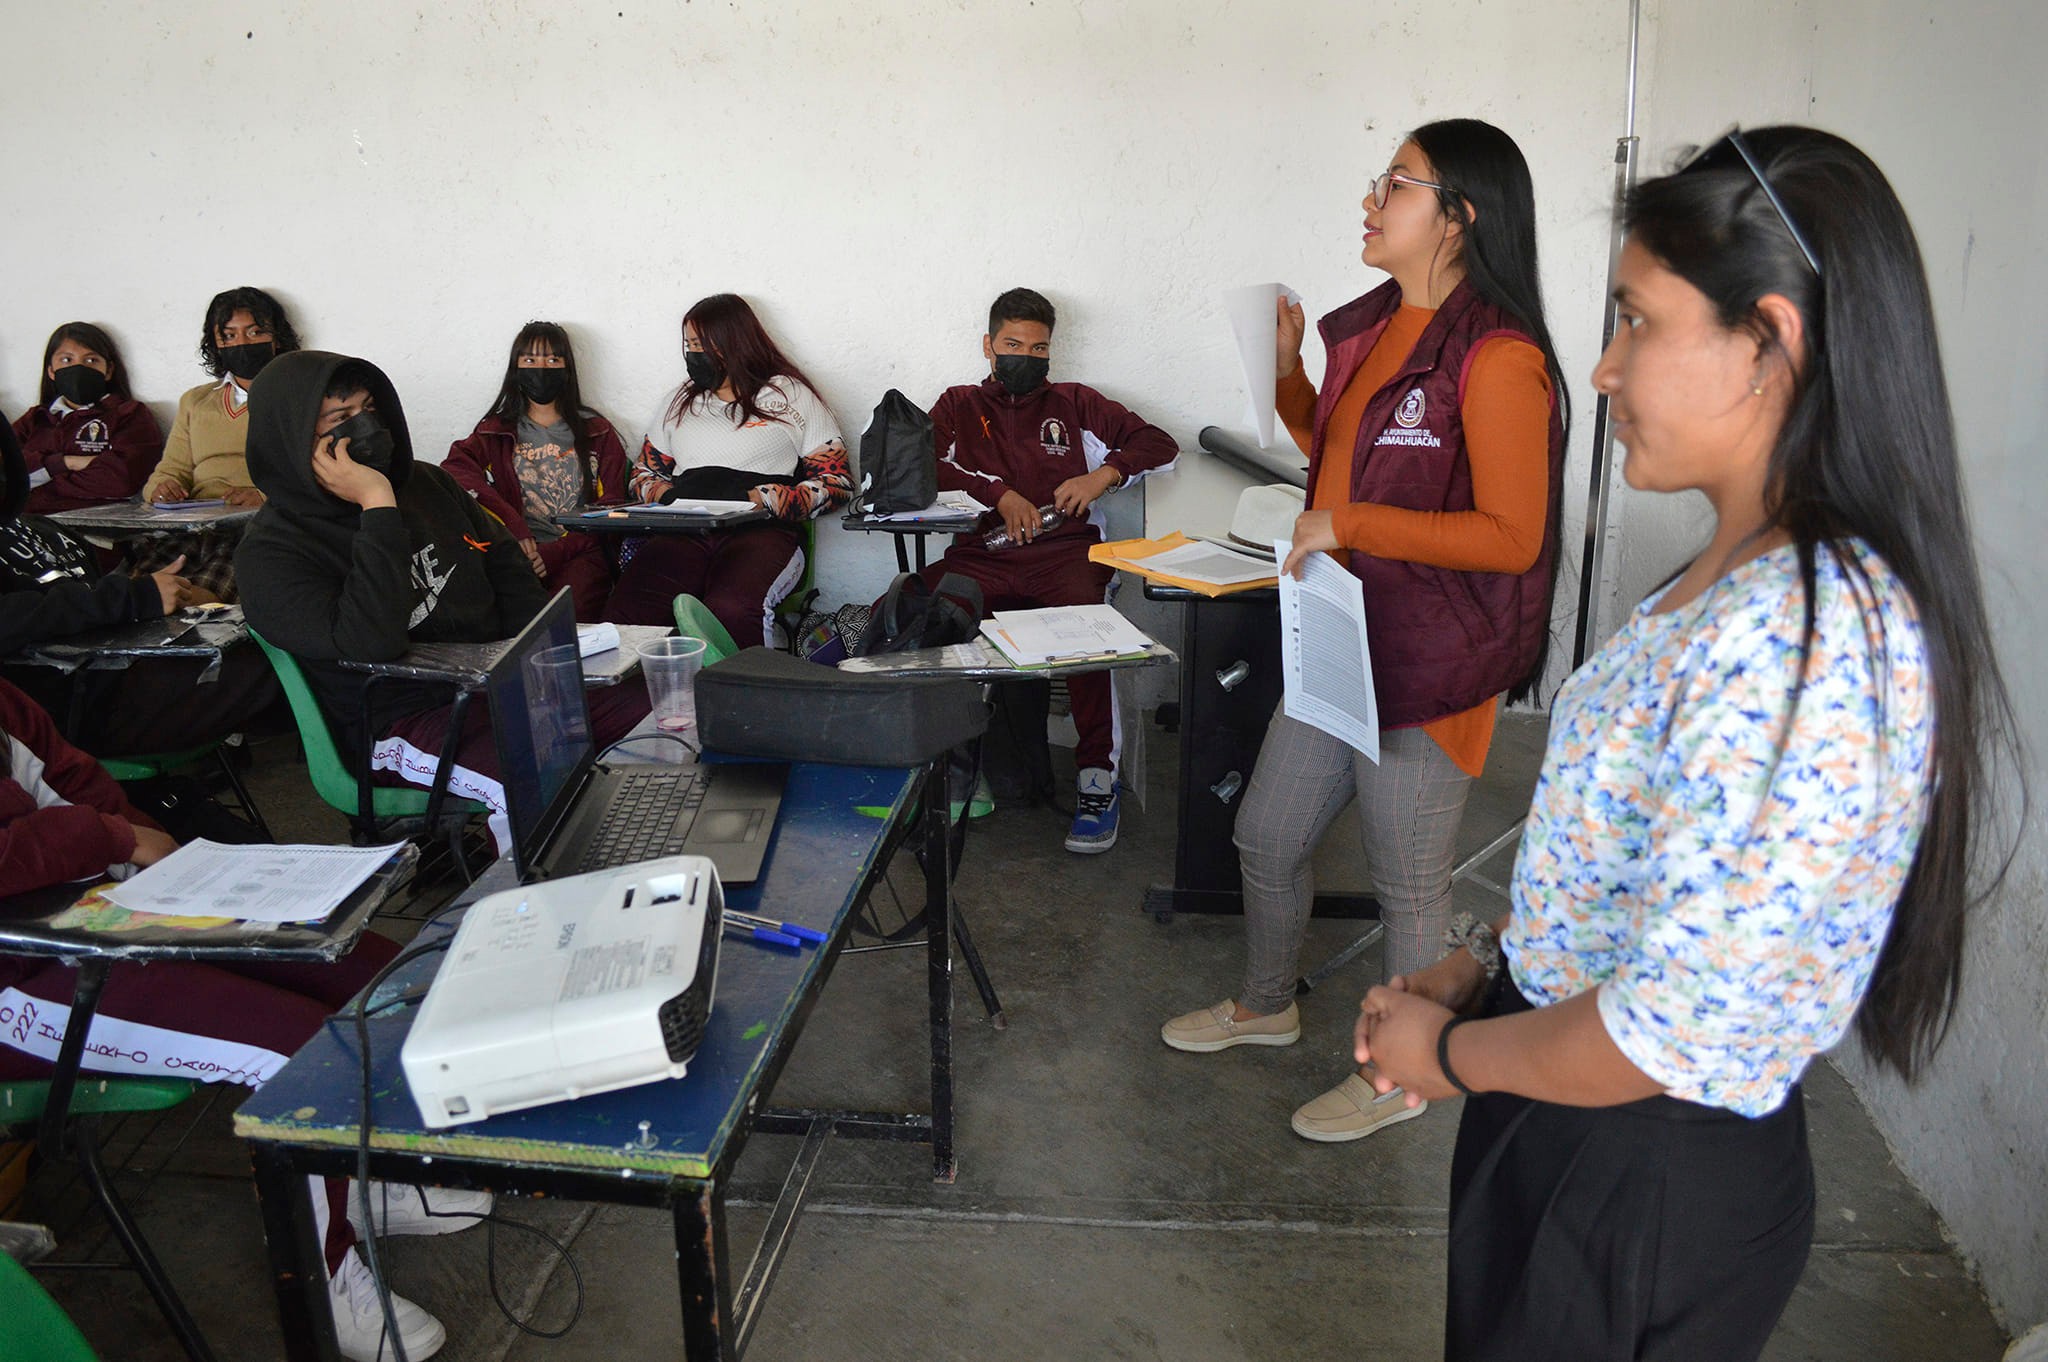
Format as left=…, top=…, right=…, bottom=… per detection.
left=1630, top=0, right=2048, bottom=1335
left=0, top=0, right=1624, bottom=641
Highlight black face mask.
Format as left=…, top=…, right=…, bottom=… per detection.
left=515, top=367, right=568, bottom=405
left=218, top=341, right=277, bottom=382
left=328, top=410, right=395, bottom=473
left=52, top=365, right=111, bottom=406
left=992, top=354, right=1050, bottom=397
left=685, top=351, right=725, bottom=392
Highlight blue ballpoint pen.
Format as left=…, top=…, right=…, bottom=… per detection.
left=721, top=916, right=801, bottom=950
left=722, top=909, right=827, bottom=945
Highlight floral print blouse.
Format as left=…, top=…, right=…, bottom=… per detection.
left=1503, top=540, right=1934, bottom=1116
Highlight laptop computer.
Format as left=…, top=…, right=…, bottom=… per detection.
left=486, top=588, right=787, bottom=884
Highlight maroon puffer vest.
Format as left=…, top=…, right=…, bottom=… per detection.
left=1304, top=279, right=1565, bottom=729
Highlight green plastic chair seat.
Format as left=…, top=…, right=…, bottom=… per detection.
left=0, top=1249, right=99, bottom=1361
left=249, top=630, right=487, bottom=823
left=1, top=1077, right=198, bottom=1127
left=97, top=745, right=223, bottom=783
left=671, top=594, right=738, bottom=665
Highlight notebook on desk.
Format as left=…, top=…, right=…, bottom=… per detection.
left=487, top=589, right=788, bottom=884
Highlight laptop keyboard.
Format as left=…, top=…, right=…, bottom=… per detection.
left=573, top=770, right=709, bottom=873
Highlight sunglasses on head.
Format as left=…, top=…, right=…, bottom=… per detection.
left=1678, top=125, right=1824, bottom=279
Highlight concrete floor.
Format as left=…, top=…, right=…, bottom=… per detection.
left=19, top=713, right=2012, bottom=1360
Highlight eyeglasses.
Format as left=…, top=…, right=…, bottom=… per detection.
left=1369, top=170, right=1454, bottom=211
left=1678, top=125, right=1824, bottom=279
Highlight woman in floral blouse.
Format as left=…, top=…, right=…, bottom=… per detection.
left=1357, top=126, right=2021, bottom=1360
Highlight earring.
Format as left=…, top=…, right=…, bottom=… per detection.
left=1751, top=380, right=1766, bottom=396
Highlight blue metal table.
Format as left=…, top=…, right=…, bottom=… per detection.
left=234, top=759, right=953, bottom=1360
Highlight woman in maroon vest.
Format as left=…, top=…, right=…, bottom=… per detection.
left=1162, top=120, right=1569, bottom=1144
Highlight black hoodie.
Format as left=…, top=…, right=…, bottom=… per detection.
left=0, top=418, right=162, bottom=658
left=234, top=351, right=546, bottom=765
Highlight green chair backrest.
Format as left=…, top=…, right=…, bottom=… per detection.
left=248, top=630, right=479, bottom=822
left=0, top=1249, right=99, bottom=1362
left=670, top=595, right=738, bottom=665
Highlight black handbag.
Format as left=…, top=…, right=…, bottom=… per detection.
left=855, top=389, right=937, bottom=514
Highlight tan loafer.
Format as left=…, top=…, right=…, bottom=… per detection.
left=1160, top=999, right=1301, bottom=1052
left=1290, top=1072, right=1429, bottom=1142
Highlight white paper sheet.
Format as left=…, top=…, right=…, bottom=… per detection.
left=868, top=490, right=989, bottom=522
left=628, top=499, right=758, bottom=516
left=1275, top=538, right=1379, bottom=762
left=1223, top=282, right=1303, bottom=449
left=1139, top=540, right=1281, bottom=586
left=980, top=604, right=1153, bottom=667
left=102, top=839, right=406, bottom=923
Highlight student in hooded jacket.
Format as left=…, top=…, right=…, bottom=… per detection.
left=0, top=420, right=284, bottom=758
left=442, top=321, right=632, bottom=621
left=129, top=286, right=305, bottom=602
left=235, top=352, right=648, bottom=836
left=10, top=321, right=161, bottom=514
left=0, top=673, right=482, bottom=1362
left=603, top=293, right=852, bottom=646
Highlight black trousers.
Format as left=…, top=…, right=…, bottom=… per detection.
left=1445, top=977, right=1815, bottom=1362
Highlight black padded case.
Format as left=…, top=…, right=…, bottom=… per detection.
left=696, top=647, right=989, bottom=767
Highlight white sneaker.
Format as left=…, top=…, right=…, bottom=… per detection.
left=351, top=1181, right=493, bottom=1238
left=329, top=1248, right=446, bottom=1361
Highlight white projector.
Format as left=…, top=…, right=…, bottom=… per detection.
left=401, top=855, right=722, bottom=1128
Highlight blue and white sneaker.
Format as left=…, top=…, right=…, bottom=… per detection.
left=1066, top=767, right=1120, bottom=854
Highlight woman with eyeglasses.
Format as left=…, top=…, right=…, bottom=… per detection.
left=1355, top=126, right=2017, bottom=1359
left=1163, top=120, right=1570, bottom=1146
left=11, top=322, right=161, bottom=514
left=602, top=293, right=850, bottom=645
left=443, top=322, right=632, bottom=621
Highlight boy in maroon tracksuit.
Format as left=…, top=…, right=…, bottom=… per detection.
left=923, top=287, right=1177, bottom=853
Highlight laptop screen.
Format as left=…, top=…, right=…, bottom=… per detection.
left=486, top=588, right=594, bottom=878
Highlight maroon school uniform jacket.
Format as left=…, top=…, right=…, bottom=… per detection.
left=0, top=677, right=163, bottom=913
left=12, top=397, right=162, bottom=515
left=931, top=377, right=1177, bottom=547
left=442, top=412, right=632, bottom=540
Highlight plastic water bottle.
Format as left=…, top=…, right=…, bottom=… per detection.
left=982, top=505, right=1067, bottom=551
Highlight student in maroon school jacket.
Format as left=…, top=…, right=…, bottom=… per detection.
left=919, top=286, right=1177, bottom=855
left=442, top=321, right=633, bottom=621
left=10, top=322, right=161, bottom=515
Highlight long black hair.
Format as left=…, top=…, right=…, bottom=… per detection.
left=666, top=294, right=820, bottom=429
left=38, top=322, right=134, bottom=406
left=1407, top=118, right=1570, bottom=703
left=1626, top=125, right=2024, bottom=1079
left=197, top=286, right=302, bottom=378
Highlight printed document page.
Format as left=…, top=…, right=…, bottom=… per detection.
left=103, top=840, right=406, bottom=923
left=1223, top=281, right=1302, bottom=449
left=982, top=604, right=1152, bottom=666
left=1276, top=538, right=1379, bottom=762
left=1140, top=539, right=1280, bottom=586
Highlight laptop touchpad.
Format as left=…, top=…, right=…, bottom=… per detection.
left=695, top=809, right=765, bottom=844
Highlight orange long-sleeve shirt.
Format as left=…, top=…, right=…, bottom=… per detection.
left=1278, top=303, right=1552, bottom=777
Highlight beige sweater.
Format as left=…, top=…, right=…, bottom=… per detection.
left=143, top=381, right=254, bottom=499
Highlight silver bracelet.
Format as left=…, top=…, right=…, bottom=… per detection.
left=1443, top=913, right=1501, bottom=984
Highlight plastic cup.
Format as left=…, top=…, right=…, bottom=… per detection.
left=640, top=635, right=708, bottom=736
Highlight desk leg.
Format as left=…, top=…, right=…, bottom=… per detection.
left=922, top=757, right=956, bottom=1184
left=675, top=1181, right=737, bottom=1361
left=421, top=688, right=473, bottom=834
left=892, top=537, right=911, bottom=575
left=36, top=958, right=107, bottom=1155
left=251, top=1142, right=339, bottom=1362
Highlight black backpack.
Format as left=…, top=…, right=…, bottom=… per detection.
left=853, top=572, right=984, bottom=657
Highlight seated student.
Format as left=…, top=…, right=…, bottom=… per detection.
left=0, top=676, right=478, bottom=1360
left=0, top=420, right=284, bottom=759
left=603, top=294, right=851, bottom=645
left=236, top=352, right=648, bottom=828
left=442, top=321, right=632, bottom=621
left=129, top=286, right=304, bottom=604
left=11, top=322, right=162, bottom=515
left=917, top=287, right=1177, bottom=853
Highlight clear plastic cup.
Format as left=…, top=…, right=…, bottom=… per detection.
left=640, top=635, right=708, bottom=736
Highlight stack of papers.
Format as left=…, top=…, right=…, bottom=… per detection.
left=103, top=840, right=406, bottom=924
left=599, top=499, right=759, bottom=518
left=865, top=491, right=988, bottom=522
left=979, top=605, right=1154, bottom=668
left=1089, top=532, right=1280, bottom=595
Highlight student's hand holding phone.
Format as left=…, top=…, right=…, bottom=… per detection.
left=518, top=538, right=547, bottom=577
left=150, top=480, right=190, bottom=504
left=312, top=436, right=397, bottom=510
left=996, top=490, right=1041, bottom=545
left=224, top=485, right=267, bottom=508
left=1277, top=295, right=1307, bottom=379
left=127, top=824, right=180, bottom=868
